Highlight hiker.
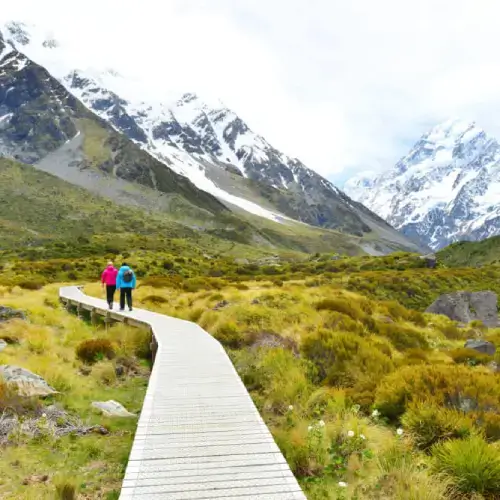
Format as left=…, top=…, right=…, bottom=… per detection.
left=101, top=261, right=118, bottom=310
left=116, top=263, right=136, bottom=312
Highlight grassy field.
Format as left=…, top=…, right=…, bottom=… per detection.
left=88, top=276, right=500, bottom=499
left=0, top=285, right=151, bottom=499
left=2, top=238, right=500, bottom=499
left=437, top=236, right=500, bottom=267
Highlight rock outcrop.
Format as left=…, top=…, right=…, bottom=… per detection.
left=91, top=400, right=135, bottom=417
left=0, top=305, right=26, bottom=323
left=464, top=339, right=496, bottom=356
left=426, top=291, right=498, bottom=327
left=0, top=365, right=57, bottom=397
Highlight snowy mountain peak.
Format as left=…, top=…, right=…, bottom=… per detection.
left=344, top=119, right=500, bottom=249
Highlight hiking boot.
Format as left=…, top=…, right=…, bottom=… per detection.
left=129, top=307, right=133, bottom=312
left=119, top=308, right=125, bottom=312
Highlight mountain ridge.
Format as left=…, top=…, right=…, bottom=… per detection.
left=344, top=118, right=500, bottom=250
left=0, top=19, right=424, bottom=255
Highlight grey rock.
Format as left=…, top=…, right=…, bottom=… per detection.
left=91, top=400, right=135, bottom=417
left=213, top=300, right=230, bottom=311
left=0, top=305, right=26, bottom=323
left=0, top=339, right=7, bottom=352
left=234, top=258, right=249, bottom=265
left=0, top=365, right=57, bottom=397
left=425, top=291, right=498, bottom=327
left=419, top=253, right=437, bottom=269
left=464, top=339, right=496, bottom=356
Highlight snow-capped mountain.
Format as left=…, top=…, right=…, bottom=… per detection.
left=344, top=119, right=500, bottom=249
left=0, top=20, right=424, bottom=248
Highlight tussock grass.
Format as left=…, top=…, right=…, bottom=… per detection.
left=84, top=277, right=500, bottom=498
left=0, top=285, right=150, bottom=499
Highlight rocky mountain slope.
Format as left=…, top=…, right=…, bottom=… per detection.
left=344, top=119, right=500, bottom=250
left=0, top=20, right=425, bottom=256
left=0, top=28, right=228, bottom=221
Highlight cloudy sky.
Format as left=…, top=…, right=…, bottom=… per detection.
left=2, top=0, right=499, bottom=183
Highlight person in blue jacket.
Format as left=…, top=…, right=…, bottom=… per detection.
left=116, top=263, right=136, bottom=311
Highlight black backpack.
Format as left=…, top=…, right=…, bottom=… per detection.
left=123, top=270, right=133, bottom=283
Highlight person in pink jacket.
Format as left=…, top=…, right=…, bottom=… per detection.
left=101, top=261, right=118, bottom=309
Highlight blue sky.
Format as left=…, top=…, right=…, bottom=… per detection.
left=3, top=0, right=500, bottom=183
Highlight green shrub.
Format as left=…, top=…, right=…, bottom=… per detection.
left=374, top=364, right=500, bottom=422
left=302, top=330, right=393, bottom=386
left=17, top=279, right=45, bottom=290
left=346, top=378, right=378, bottom=411
left=76, top=338, right=116, bottom=364
left=256, top=348, right=313, bottom=412
left=438, top=322, right=465, bottom=340
left=377, top=322, right=429, bottom=350
left=400, top=348, right=430, bottom=366
left=314, top=298, right=364, bottom=321
left=213, top=321, right=245, bottom=348
left=449, top=347, right=493, bottom=366
left=322, top=311, right=364, bottom=335
left=431, top=435, right=500, bottom=495
left=402, top=401, right=474, bottom=450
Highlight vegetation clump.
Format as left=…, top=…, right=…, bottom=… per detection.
left=76, top=338, right=116, bottom=364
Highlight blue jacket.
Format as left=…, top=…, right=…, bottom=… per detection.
left=116, top=266, right=136, bottom=289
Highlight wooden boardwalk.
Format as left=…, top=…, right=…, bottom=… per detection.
left=59, top=286, right=306, bottom=500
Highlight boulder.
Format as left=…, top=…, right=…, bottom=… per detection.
left=0, top=339, right=7, bottom=352
left=464, top=339, right=496, bottom=356
left=425, top=291, right=498, bottom=327
left=0, top=365, right=57, bottom=397
left=213, top=300, right=230, bottom=311
left=0, top=305, right=25, bottom=323
left=419, top=253, right=437, bottom=269
left=234, top=258, right=250, bottom=265
left=91, top=400, right=135, bottom=417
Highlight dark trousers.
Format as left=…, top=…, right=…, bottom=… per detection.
left=120, top=288, right=133, bottom=310
left=106, top=285, right=116, bottom=306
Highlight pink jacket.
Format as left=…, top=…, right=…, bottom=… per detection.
left=101, top=266, right=118, bottom=286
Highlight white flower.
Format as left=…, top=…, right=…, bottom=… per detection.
left=371, top=409, right=380, bottom=418
left=397, top=428, right=404, bottom=436
left=360, top=434, right=366, bottom=440
left=41, top=413, right=47, bottom=418
left=347, top=430, right=355, bottom=437
left=288, top=405, right=294, bottom=411
left=318, top=420, right=325, bottom=427
left=308, top=425, right=313, bottom=432
left=338, top=481, right=348, bottom=488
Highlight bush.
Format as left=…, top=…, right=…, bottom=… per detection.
left=431, top=435, right=500, bottom=495
left=302, top=330, right=394, bottom=387
left=402, top=401, right=474, bottom=450
left=374, top=364, right=500, bottom=422
left=91, top=361, right=117, bottom=385
left=376, top=322, right=429, bottom=350
left=400, top=348, right=430, bottom=366
left=76, top=338, right=116, bottom=364
left=438, top=322, right=465, bottom=340
left=314, top=298, right=364, bottom=320
left=256, top=348, right=314, bottom=412
left=449, top=347, right=493, bottom=366
left=322, top=311, right=364, bottom=335
left=17, top=279, right=44, bottom=290
left=213, top=321, right=245, bottom=348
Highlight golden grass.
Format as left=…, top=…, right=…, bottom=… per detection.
left=82, top=279, right=500, bottom=498
left=0, top=284, right=150, bottom=499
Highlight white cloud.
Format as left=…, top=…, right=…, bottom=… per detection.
left=2, top=0, right=500, bottom=181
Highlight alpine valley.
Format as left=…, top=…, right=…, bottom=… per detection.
left=0, top=20, right=422, bottom=256
left=344, top=119, right=500, bottom=250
